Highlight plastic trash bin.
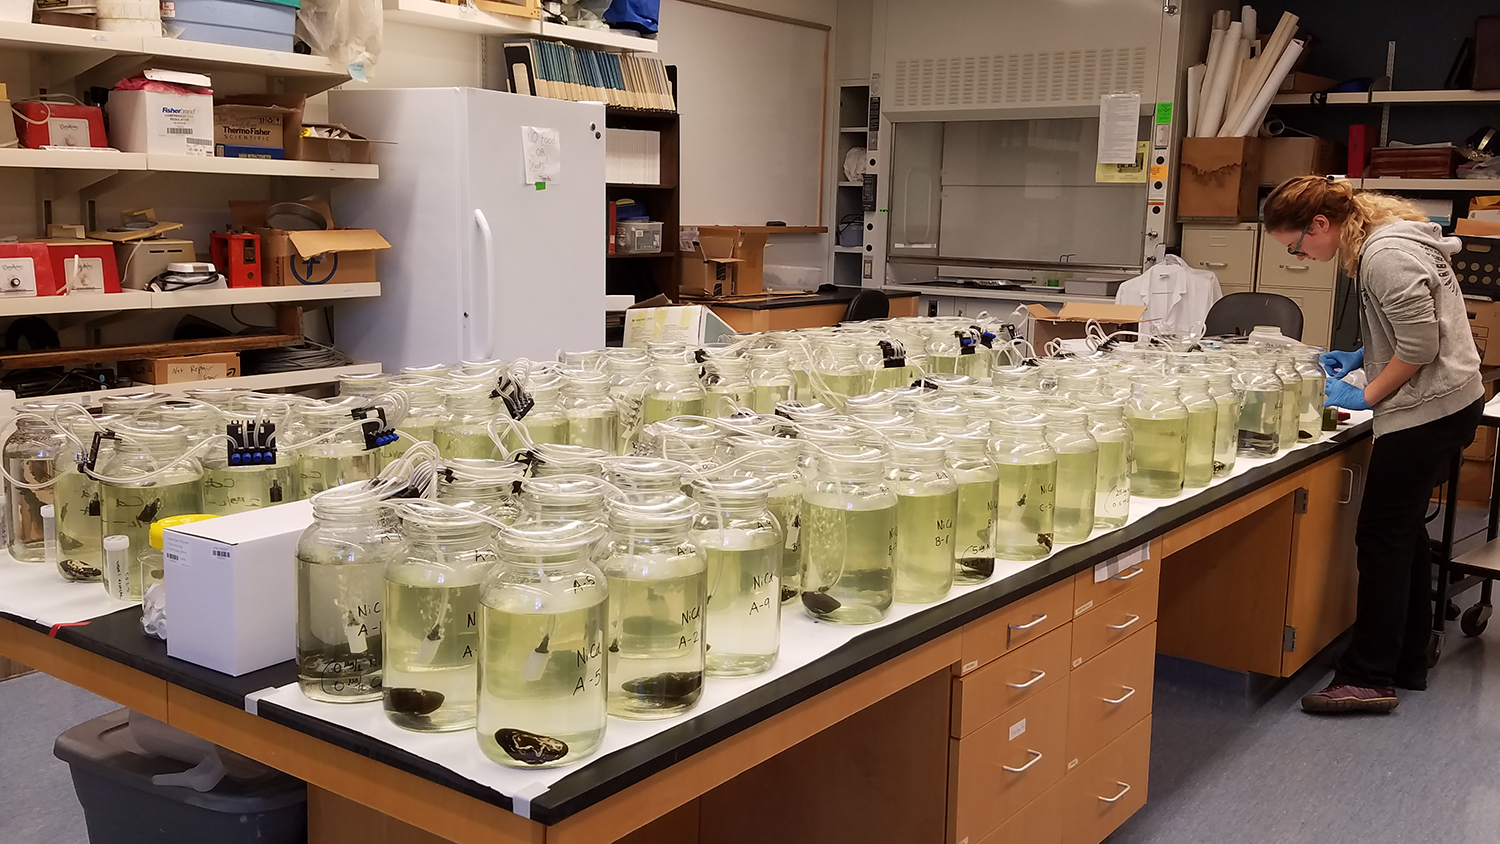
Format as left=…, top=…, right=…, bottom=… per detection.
left=53, top=709, right=308, bottom=844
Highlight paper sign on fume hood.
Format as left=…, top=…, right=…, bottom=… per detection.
left=1097, top=93, right=1141, bottom=166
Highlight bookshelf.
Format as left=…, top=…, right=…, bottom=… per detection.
left=606, top=70, right=681, bottom=301
left=833, top=81, right=872, bottom=287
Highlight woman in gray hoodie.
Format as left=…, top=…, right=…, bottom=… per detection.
left=1263, top=176, right=1483, bottom=714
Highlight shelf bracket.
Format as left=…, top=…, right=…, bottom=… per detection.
left=75, top=170, right=152, bottom=201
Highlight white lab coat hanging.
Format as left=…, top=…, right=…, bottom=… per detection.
left=1114, top=254, right=1222, bottom=336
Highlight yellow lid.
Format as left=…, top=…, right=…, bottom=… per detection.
left=150, top=514, right=219, bottom=549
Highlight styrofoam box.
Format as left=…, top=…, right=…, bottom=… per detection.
left=106, top=89, right=214, bottom=157
left=164, top=500, right=312, bottom=676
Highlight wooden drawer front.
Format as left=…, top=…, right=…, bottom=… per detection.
left=1072, top=581, right=1159, bottom=668
left=952, top=623, right=1072, bottom=738
left=1072, top=551, right=1155, bottom=618
left=1255, top=284, right=1334, bottom=349
left=960, top=580, right=1072, bottom=673
left=1062, top=716, right=1152, bottom=844
left=977, top=778, right=1065, bottom=844
left=1182, top=224, right=1258, bottom=290
left=1066, top=623, right=1156, bottom=767
left=1257, top=231, right=1339, bottom=292
left=949, top=677, right=1070, bottom=844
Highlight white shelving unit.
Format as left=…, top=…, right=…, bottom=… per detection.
left=1272, top=89, right=1500, bottom=107
left=0, top=284, right=382, bottom=319
left=0, top=148, right=377, bottom=180
left=1356, top=178, right=1500, bottom=192
left=381, top=0, right=659, bottom=52
left=46, top=362, right=382, bottom=406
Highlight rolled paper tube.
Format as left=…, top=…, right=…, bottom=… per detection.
left=1198, top=21, right=1243, bottom=138
left=1231, top=39, right=1305, bottom=138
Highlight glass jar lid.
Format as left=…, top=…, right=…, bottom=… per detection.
left=495, top=519, right=604, bottom=560
left=690, top=475, right=772, bottom=510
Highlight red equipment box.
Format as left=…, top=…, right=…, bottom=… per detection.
left=25, top=239, right=123, bottom=294
left=0, top=243, right=59, bottom=298
left=210, top=232, right=263, bottom=288
left=12, top=101, right=108, bottom=150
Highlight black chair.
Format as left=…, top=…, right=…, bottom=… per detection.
left=844, top=288, right=890, bottom=322
left=1203, top=292, right=1304, bottom=340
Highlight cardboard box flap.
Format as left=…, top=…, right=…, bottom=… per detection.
left=286, top=229, right=391, bottom=258
left=696, top=233, right=740, bottom=261
left=1023, top=303, right=1059, bottom=320
left=1056, top=302, right=1147, bottom=322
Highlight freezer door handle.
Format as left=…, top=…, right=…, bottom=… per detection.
left=472, top=208, right=495, bottom=361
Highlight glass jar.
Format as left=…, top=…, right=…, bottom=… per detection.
left=747, top=349, right=796, bottom=414
left=1271, top=351, right=1303, bottom=452
left=702, top=353, right=753, bottom=413
left=522, top=375, right=569, bottom=447
left=1204, top=371, right=1242, bottom=477
left=1125, top=380, right=1189, bottom=499
left=1233, top=357, right=1283, bottom=457
left=5, top=405, right=69, bottom=562
left=383, top=502, right=497, bottom=732
left=97, top=425, right=205, bottom=601
left=605, top=351, right=651, bottom=455
left=435, top=458, right=526, bottom=523
left=338, top=372, right=394, bottom=398
left=200, top=411, right=296, bottom=516
left=559, top=348, right=605, bottom=371
left=183, top=386, right=246, bottom=409
left=690, top=477, right=782, bottom=677
left=811, top=340, right=873, bottom=408
left=402, top=363, right=454, bottom=378
left=1042, top=407, right=1098, bottom=544
left=923, top=326, right=965, bottom=377
left=945, top=429, right=997, bottom=583
left=596, top=495, right=706, bottom=719
left=991, top=365, right=1040, bottom=391
left=913, top=400, right=970, bottom=435
left=887, top=434, right=958, bottom=604
left=561, top=370, right=618, bottom=454
left=1175, top=374, right=1218, bottom=489
left=643, top=362, right=707, bottom=426
left=988, top=418, right=1057, bottom=560
left=1076, top=397, right=1132, bottom=530
left=1295, top=347, right=1327, bottom=442
left=99, top=392, right=169, bottom=421
left=725, top=436, right=804, bottom=604
left=800, top=445, right=897, bottom=624
left=387, top=376, right=446, bottom=462
left=139, top=513, right=217, bottom=593
left=608, top=456, right=686, bottom=501
left=519, top=477, right=607, bottom=523
left=478, top=520, right=608, bottom=768
left=434, top=384, right=506, bottom=461
left=54, top=413, right=118, bottom=582
left=525, top=444, right=606, bottom=479
left=292, top=399, right=381, bottom=498
left=296, top=485, right=402, bottom=703
left=641, top=420, right=719, bottom=473
left=871, top=338, right=915, bottom=393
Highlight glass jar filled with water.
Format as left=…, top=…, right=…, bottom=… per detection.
left=885, top=433, right=957, bottom=604
left=383, top=502, right=497, bottom=732
left=296, top=484, right=402, bottom=703
left=5, top=404, right=69, bottom=562
left=1203, top=370, right=1242, bottom=477
left=1234, top=357, right=1283, bottom=456
left=338, top=372, right=395, bottom=399
left=725, top=436, right=803, bottom=603
left=1041, top=406, right=1099, bottom=544
left=800, top=444, right=897, bottom=623
left=604, top=351, right=650, bottom=455
left=944, top=428, right=998, bottom=584
left=1270, top=351, right=1303, bottom=452
left=1125, top=380, right=1189, bottom=499
left=640, top=362, right=707, bottom=427
left=1295, top=347, right=1327, bottom=441
left=747, top=348, right=796, bottom=414
left=520, top=477, right=608, bottom=524
left=294, top=399, right=381, bottom=497
left=702, top=353, right=752, bottom=413
left=96, top=425, right=205, bottom=601
left=989, top=417, right=1057, bottom=561
left=478, top=519, right=608, bottom=768
left=198, top=413, right=296, bottom=516
left=389, top=376, right=445, bottom=446
left=1175, top=374, right=1218, bottom=489
left=690, top=476, right=782, bottom=677
left=607, top=456, right=686, bottom=503
left=561, top=369, right=618, bottom=455
left=53, top=414, right=117, bottom=583
left=1076, top=397, right=1132, bottom=530
left=521, top=373, right=569, bottom=448
left=811, top=340, right=873, bottom=408
left=435, top=458, right=526, bottom=522
left=434, top=384, right=506, bottom=461
left=596, top=495, right=707, bottom=719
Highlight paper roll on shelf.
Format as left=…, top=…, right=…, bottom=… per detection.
left=1186, top=63, right=1207, bottom=139
left=1213, top=8, right=1232, bottom=30
left=1198, top=20, right=1242, bottom=138
left=1219, top=12, right=1298, bottom=138
left=1229, top=39, right=1305, bottom=138
left=1228, top=39, right=1253, bottom=113
left=1242, top=5, right=1257, bottom=48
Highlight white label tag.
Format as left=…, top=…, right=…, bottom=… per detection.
left=184, top=136, right=213, bottom=158
left=1075, top=600, right=1094, bottom=616
left=784, top=513, right=800, bottom=552
left=961, top=659, right=979, bottom=674
left=1008, top=718, right=1026, bottom=741
left=1095, top=543, right=1149, bottom=583
left=0, top=258, right=39, bottom=297
left=47, top=117, right=92, bottom=147
left=162, top=531, right=192, bottom=570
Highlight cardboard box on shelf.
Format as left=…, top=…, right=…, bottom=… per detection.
left=1457, top=218, right=1500, bottom=238
left=292, top=123, right=378, bottom=164
left=679, top=226, right=772, bottom=298
left=107, top=86, right=215, bottom=157
left=214, top=93, right=304, bottom=158
left=1278, top=72, right=1337, bottom=94
left=229, top=199, right=390, bottom=286
left=1467, top=299, right=1500, bottom=365
left=1259, top=137, right=1343, bottom=186
left=12, top=100, right=107, bottom=149
left=121, top=352, right=240, bottom=384
left=1178, top=137, right=1263, bottom=222
left=1025, top=302, right=1148, bottom=350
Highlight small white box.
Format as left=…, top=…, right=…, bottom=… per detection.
left=164, top=500, right=313, bottom=676
left=605, top=127, right=661, bottom=185
left=106, top=89, right=215, bottom=157
left=624, top=305, right=736, bottom=347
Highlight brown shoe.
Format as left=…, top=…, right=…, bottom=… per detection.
left=1301, top=684, right=1399, bottom=714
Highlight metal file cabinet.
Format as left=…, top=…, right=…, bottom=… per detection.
left=1182, top=223, right=1338, bottom=348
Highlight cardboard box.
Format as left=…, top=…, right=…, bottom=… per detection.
left=679, top=226, right=772, bottom=297
left=624, top=302, right=737, bottom=348
left=1178, top=137, right=1263, bottom=222
left=1259, top=137, right=1343, bottom=187
left=229, top=199, right=390, bottom=286
left=106, top=89, right=215, bottom=157
left=293, top=123, right=376, bottom=164
left=122, top=352, right=241, bottom=384
left=1278, top=72, right=1336, bottom=94
left=12, top=100, right=107, bottom=149
left=164, top=501, right=313, bottom=676
left=1024, top=303, right=1148, bottom=351
left=1467, top=299, right=1500, bottom=365
left=19, top=238, right=122, bottom=294
left=213, top=103, right=290, bottom=158
left=1457, top=218, right=1500, bottom=238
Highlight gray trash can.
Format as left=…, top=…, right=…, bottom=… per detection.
left=53, top=709, right=307, bottom=844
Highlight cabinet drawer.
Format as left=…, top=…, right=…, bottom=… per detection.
left=1255, top=284, right=1334, bottom=349
left=1062, top=715, right=1152, bottom=844
left=1072, top=549, right=1155, bottom=617
left=949, top=677, right=1069, bottom=844
left=976, top=778, right=1065, bottom=844
left=1067, top=623, right=1156, bottom=767
left=960, top=580, right=1072, bottom=673
left=1219, top=283, right=1254, bottom=297
left=1182, top=224, right=1258, bottom=290
left=1257, top=233, right=1339, bottom=292
left=1072, top=579, right=1159, bottom=667
left=952, top=623, right=1072, bottom=738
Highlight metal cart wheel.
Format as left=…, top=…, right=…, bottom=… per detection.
left=1427, top=630, right=1445, bottom=668
left=1461, top=603, right=1493, bottom=638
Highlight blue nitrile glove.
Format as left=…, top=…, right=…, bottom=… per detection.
left=1319, top=348, right=1364, bottom=379
left=1324, top=378, right=1370, bottom=411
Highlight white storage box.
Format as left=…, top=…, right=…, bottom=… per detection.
left=106, top=88, right=215, bottom=157
left=164, top=500, right=313, bottom=676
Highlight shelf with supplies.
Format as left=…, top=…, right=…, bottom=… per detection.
left=1272, top=89, right=1500, bottom=106
left=1354, top=178, right=1500, bottom=192
left=0, top=284, right=381, bottom=319
left=0, top=148, right=377, bottom=181
left=41, top=362, right=382, bottom=407
left=380, top=0, right=658, bottom=52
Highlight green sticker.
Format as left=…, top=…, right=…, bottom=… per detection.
left=536, top=181, right=546, bottom=190
left=1155, top=102, right=1173, bottom=124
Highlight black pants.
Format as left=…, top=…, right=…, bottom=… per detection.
left=1333, top=398, right=1484, bottom=688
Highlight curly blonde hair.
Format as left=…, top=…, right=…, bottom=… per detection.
left=1262, top=176, right=1429, bottom=276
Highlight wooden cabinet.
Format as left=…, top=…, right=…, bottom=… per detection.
left=1061, top=716, right=1152, bottom=844
left=959, top=580, right=1072, bottom=674
left=1072, top=553, right=1156, bottom=617
left=948, top=677, right=1071, bottom=844
left=951, top=624, right=1072, bottom=738
left=978, top=780, right=1066, bottom=844
left=1182, top=223, right=1258, bottom=293
left=1066, top=623, right=1156, bottom=767
left=1072, top=579, right=1159, bottom=667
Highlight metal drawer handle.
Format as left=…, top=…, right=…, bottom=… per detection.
left=1284, top=265, right=1310, bottom=272
left=1204, top=261, right=1229, bottom=268
left=1339, top=467, right=1354, bottom=504
left=1103, top=685, right=1137, bottom=705
left=1110, top=566, right=1145, bottom=582
left=1009, top=613, right=1048, bottom=631
left=1006, top=669, right=1047, bottom=689
left=1098, top=782, right=1132, bottom=804
left=1003, top=749, right=1043, bottom=774
left=1106, top=614, right=1141, bottom=631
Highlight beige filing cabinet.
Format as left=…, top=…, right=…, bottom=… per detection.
left=1181, top=223, right=1338, bottom=348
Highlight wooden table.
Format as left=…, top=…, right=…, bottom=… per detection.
left=697, top=286, right=919, bottom=333
left=0, top=422, right=1372, bottom=844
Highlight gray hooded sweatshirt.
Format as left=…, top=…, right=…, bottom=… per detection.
left=1358, top=219, right=1483, bottom=436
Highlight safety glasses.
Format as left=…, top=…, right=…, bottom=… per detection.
left=1287, top=223, right=1311, bottom=258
